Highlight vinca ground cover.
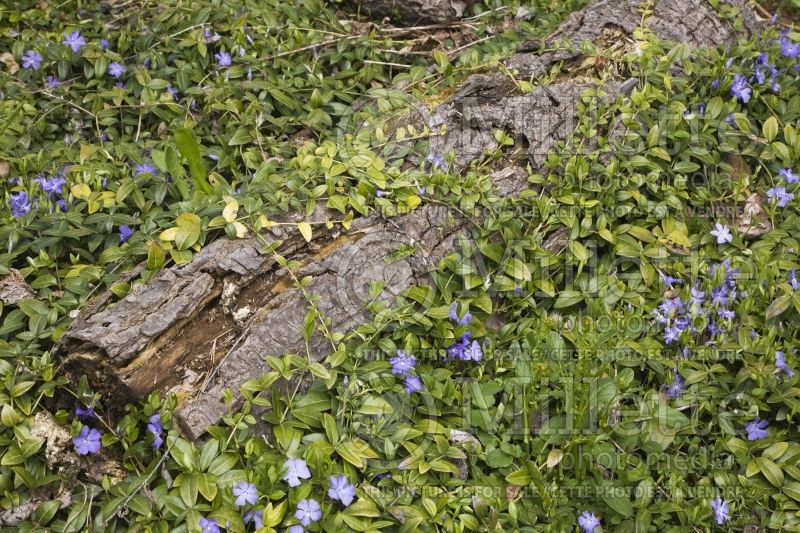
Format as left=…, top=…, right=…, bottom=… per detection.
left=1, top=0, right=800, bottom=531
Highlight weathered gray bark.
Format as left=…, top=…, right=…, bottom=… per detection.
left=350, top=0, right=482, bottom=24
left=61, top=0, right=763, bottom=440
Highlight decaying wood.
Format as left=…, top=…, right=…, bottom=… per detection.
left=350, top=0, right=483, bottom=24
left=61, top=0, right=763, bottom=441
left=0, top=410, right=124, bottom=527
left=0, top=268, right=35, bottom=305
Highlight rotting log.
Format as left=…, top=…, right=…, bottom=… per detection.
left=349, top=0, right=483, bottom=24
left=61, top=0, right=764, bottom=440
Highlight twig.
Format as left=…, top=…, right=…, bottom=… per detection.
left=264, top=35, right=364, bottom=60
left=363, top=59, right=411, bottom=69
left=447, top=35, right=495, bottom=59
left=749, top=0, right=773, bottom=20
left=198, top=323, right=252, bottom=394
left=105, top=438, right=178, bottom=527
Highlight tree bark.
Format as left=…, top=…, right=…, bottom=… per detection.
left=349, top=0, right=483, bottom=24
left=61, top=0, right=763, bottom=440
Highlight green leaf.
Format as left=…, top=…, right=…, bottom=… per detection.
left=602, top=490, right=633, bottom=517
left=569, top=240, right=590, bottom=262
left=33, top=500, right=60, bottom=525
left=197, top=473, right=217, bottom=501
left=179, top=473, right=198, bottom=507
left=505, top=468, right=531, bottom=486
left=763, top=116, right=779, bottom=143
left=336, top=441, right=365, bottom=469
left=756, top=456, right=784, bottom=487
left=554, top=290, right=583, bottom=308
left=147, top=241, right=166, bottom=271
left=174, top=128, right=212, bottom=194
left=228, top=128, right=253, bottom=146
left=766, top=293, right=792, bottom=320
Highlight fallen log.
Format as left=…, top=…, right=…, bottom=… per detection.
left=348, top=0, right=483, bottom=24
left=61, top=0, right=763, bottom=440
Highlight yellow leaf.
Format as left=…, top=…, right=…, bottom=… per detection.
left=233, top=221, right=248, bottom=238
left=405, top=195, right=421, bottom=209
left=159, top=227, right=179, bottom=241
left=222, top=200, right=238, bottom=223
left=298, top=222, right=312, bottom=242
left=71, top=183, right=92, bottom=200
left=342, top=211, right=354, bottom=230
left=257, top=215, right=273, bottom=230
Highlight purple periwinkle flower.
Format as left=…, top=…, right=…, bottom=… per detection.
left=462, top=340, right=483, bottom=362
left=664, top=326, right=680, bottom=344
left=665, top=370, right=685, bottom=399
left=449, top=303, right=472, bottom=325
left=711, top=79, right=720, bottom=90
left=62, top=31, right=86, bottom=53
left=767, top=186, right=794, bottom=207
left=199, top=517, right=220, bottom=533
left=119, top=225, right=134, bottom=243
left=75, top=406, right=97, bottom=421
left=690, top=286, right=705, bottom=305
left=166, top=85, right=179, bottom=100
left=447, top=332, right=471, bottom=359
left=243, top=508, right=263, bottom=529
left=753, top=66, right=766, bottom=85
left=288, top=526, right=304, bottom=533
left=745, top=417, right=768, bottom=441
left=781, top=36, right=800, bottom=59
left=73, top=426, right=102, bottom=455
left=427, top=154, right=448, bottom=171
left=99, top=39, right=110, bottom=50
left=146, top=413, right=163, bottom=448
left=135, top=163, right=158, bottom=176
left=779, top=168, right=799, bottom=184
left=35, top=175, right=67, bottom=199
left=328, top=475, right=356, bottom=506
left=710, top=496, right=730, bottom=524
left=108, top=62, right=126, bottom=78
left=389, top=350, right=416, bottom=376
left=215, top=51, right=232, bottom=67
left=404, top=375, right=423, bottom=394
left=660, top=273, right=682, bottom=286
left=22, top=50, right=43, bottom=70
left=710, top=223, right=732, bottom=244
left=776, top=351, right=795, bottom=378
left=789, top=270, right=800, bottom=291
left=282, top=458, right=311, bottom=487
left=294, top=499, right=322, bottom=526
left=233, top=481, right=258, bottom=507
left=10, top=191, right=33, bottom=218
left=718, top=309, right=735, bottom=320
left=45, top=76, right=61, bottom=89
left=730, top=73, right=751, bottom=103
left=578, top=511, right=600, bottom=533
